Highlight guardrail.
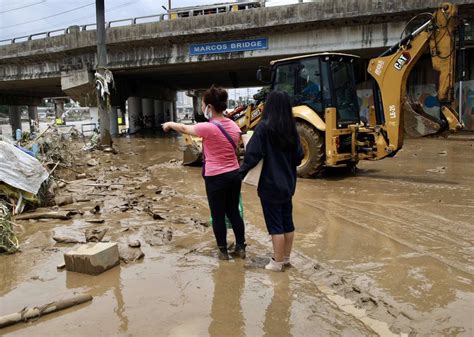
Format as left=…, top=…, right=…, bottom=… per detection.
left=0, top=13, right=169, bottom=46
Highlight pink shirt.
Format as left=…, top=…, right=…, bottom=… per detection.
left=194, top=117, right=241, bottom=176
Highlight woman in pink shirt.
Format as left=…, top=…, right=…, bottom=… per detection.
left=162, top=86, right=246, bottom=260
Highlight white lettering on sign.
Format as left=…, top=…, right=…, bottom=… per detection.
left=190, top=38, right=268, bottom=55
left=394, top=53, right=410, bottom=70
left=389, top=105, right=396, bottom=119
left=375, top=60, right=384, bottom=76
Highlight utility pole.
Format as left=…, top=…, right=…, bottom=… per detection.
left=95, top=0, right=112, bottom=147
left=168, top=0, right=172, bottom=10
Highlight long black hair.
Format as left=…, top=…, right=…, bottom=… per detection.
left=261, top=90, right=298, bottom=151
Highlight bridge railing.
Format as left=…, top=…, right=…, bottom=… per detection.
left=0, top=13, right=170, bottom=46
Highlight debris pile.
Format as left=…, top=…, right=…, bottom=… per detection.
left=0, top=124, right=87, bottom=254
left=0, top=201, right=19, bottom=254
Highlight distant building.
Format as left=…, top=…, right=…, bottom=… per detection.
left=176, top=92, right=194, bottom=120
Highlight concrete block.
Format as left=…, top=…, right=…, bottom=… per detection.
left=64, top=242, right=119, bottom=275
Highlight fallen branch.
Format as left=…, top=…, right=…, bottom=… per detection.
left=0, top=294, right=93, bottom=328
left=56, top=163, right=83, bottom=174
left=14, top=211, right=72, bottom=221
left=48, top=161, right=61, bottom=175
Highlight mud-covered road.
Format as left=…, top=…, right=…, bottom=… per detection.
left=0, top=136, right=473, bottom=336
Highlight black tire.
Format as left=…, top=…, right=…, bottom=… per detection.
left=346, top=162, right=358, bottom=175
left=296, top=121, right=325, bottom=178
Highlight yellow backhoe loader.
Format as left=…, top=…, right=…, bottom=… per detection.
left=183, top=2, right=463, bottom=177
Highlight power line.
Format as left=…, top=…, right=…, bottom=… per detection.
left=41, top=0, right=140, bottom=30
left=0, top=1, right=45, bottom=14
left=0, top=2, right=95, bottom=29
left=0, top=0, right=140, bottom=40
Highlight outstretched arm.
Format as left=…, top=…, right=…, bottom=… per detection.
left=162, top=122, right=198, bottom=136
left=240, top=126, right=265, bottom=178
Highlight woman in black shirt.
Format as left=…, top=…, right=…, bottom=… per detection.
left=240, top=91, right=304, bottom=271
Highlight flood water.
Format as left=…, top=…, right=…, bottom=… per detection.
left=0, top=135, right=473, bottom=336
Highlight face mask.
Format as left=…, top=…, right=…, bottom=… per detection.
left=204, top=105, right=212, bottom=120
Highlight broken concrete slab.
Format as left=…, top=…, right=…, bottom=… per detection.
left=118, top=244, right=144, bottom=263
left=128, top=240, right=141, bottom=248
left=53, top=229, right=84, bottom=244
left=85, top=228, right=108, bottom=242
left=55, top=195, right=74, bottom=206
left=64, top=242, right=119, bottom=275
left=87, top=159, right=99, bottom=167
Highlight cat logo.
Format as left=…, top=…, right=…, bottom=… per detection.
left=394, top=52, right=411, bottom=70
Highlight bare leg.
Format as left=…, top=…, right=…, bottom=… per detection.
left=271, top=234, right=285, bottom=262
left=283, top=231, right=294, bottom=258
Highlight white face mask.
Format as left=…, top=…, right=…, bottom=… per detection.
left=204, top=105, right=212, bottom=120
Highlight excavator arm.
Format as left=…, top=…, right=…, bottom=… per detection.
left=367, top=2, right=462, bottom=155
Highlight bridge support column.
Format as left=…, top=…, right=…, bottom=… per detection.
left=110, top=106, right=119, bottom=136
left=192, top=96, right=199, bottom=122
left=128, top=96, right=142, bottom=134
left=142, top=98, right=154, bottom=128
left=163, top=101, right=174, bottom=122
left=154, top=100, right=164, bottom=127
left=28, top=105, right=39, bottom=134
left=171, top=102, right=177, bottom=122
left=9, top=106, right=22, bottom=140
left=54, top=99, right=67, bottom=125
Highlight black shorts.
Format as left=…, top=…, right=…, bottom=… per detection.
left=260, top=199, right=295, bottom=235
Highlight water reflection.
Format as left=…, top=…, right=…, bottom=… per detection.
left=66, top=266, right=129, bottom=333
left=263, top=273, right=292, bottom=337
left=209, top=263, right=245, bottom=337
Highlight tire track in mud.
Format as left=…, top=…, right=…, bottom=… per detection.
left=301, top=200, right=473, bottom=276
left=345, top=199, right=473, bottom=245
left=325, top=198, right=474, bottom=270
left=327, top=199, right=472, bottom=249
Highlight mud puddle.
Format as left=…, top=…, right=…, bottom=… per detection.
left=0, top=136, right=473, bottom=336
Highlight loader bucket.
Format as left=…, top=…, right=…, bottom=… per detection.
left=183, top=145, right=202, bottom=166
left=181, top=134, right=203, bottom=166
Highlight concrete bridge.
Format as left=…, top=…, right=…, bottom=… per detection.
left=1, top=0, right=473, bottom=134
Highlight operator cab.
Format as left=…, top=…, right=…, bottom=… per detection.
left=270, top=53, right=360, bottom=128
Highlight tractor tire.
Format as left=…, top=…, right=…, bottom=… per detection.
left=296, top=121, right=325, bottom=178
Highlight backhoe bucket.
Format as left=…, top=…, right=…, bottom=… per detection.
left=403, top=99, right=442, bottom=137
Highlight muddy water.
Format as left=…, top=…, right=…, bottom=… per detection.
left=0, top=136, right=472, bottom=336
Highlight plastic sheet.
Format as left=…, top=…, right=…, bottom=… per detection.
left=0, top=141, right=49, bottom=195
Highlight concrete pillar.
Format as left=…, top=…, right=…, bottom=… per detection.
left=9, top=105, right=21, bottom=139
left=128, top=97, right=142, bottom=134
left=172, top=102, right=177, bottom=122
left=162, top=101, right=174, bottom=122
left=28, top=105, right=39, bottom=134
left=110, top=106, right=119, bottom=136
left=192, top=96, right=199, bottom=120
left=154, top=100, right=164, bottom=127
left=54, top=99, right=67, bottom=125
left=142, top=98, right=154, bottom=128
left=90, top=107, right=99, bottom=127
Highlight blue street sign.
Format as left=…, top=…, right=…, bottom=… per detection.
left=189, top=38, right=268, bottom=56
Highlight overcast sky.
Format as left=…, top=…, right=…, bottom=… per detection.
left=0, top=0, right=304, bottom=40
